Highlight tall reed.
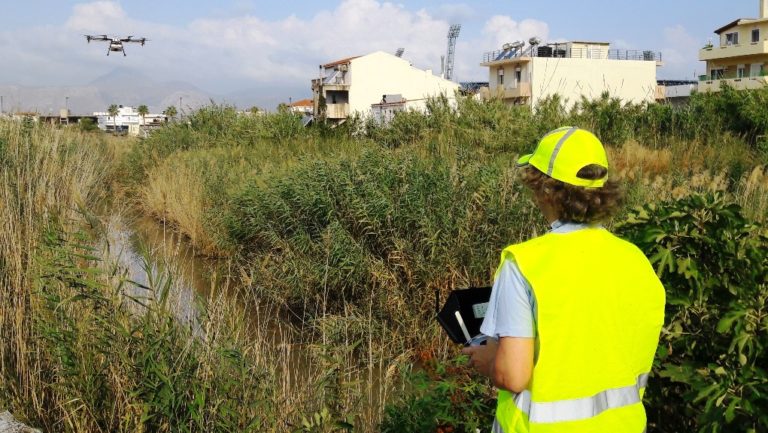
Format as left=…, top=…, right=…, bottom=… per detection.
left=0, top=120, right=108, bottom=418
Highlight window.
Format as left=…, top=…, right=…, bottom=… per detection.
left=711, top=69, right=724, bottom=80
left=726, top=32, right=739, bottom=46
left=497, top=68, right=504, bottom=86
left=750, top=63, right=763, bottom=77
left=737, top=65, right=746, bottom=78
left=753, top=29, right=760, bottom=43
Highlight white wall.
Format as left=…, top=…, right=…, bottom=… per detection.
left=347, top=51, right=459, bottom=117
left=529, top=58, right=658, bottom=108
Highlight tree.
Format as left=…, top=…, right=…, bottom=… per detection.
left=163, top=105, right=177, bottom=123
left=107, top=104, right=119, bottom=134
left=277, top=102, right=290, bottom=114
left=137, top=104, right=149, bottom=128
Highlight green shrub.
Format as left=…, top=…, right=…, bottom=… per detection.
left=225, top=148, right=541, bottom=342
left=78, top=117, right=99, bottom=132
left=617, top=194, right=768, bottom=433
left=380, top=355, right=495, bottom=433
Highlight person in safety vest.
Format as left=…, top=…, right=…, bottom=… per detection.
left=462, top=127, right=665, bottom=433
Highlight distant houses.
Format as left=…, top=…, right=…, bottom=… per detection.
left=698, top=0, right=768, bottom=92
left=311, top=51, right=460, bottom=125
left=480, top=40, right=663, bottom=108
left=93, top=105, right=166, bottom=136
left=289, top=98, right=313, bottom=115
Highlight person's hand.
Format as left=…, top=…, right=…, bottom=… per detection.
left=461, top=338, right=498, bottom=378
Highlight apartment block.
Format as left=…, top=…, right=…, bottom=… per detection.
left=699, top=0, right=768, bottom=92
left=311, top=51, right=459, bottom=124
left=480, top=40, right=662, bottom=108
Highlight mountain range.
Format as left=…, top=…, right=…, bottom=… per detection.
left=0, top=68, right=306, bottom=115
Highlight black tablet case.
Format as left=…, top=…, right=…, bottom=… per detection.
left=436, top=287, right=492, bottom=344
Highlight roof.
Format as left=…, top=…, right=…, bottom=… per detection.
left=290, top=98, right=313, bottom=107
left=713, top=17, right=768, bottom=34
left=323, top=56, right=361, bottom=68
left=715, top=19, right=747, bottom=34
left=568, top=41, right=610, bottom=45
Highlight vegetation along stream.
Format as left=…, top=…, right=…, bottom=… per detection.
left=1, top=91, right=767, bottom=432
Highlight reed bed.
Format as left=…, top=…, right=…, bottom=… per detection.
left=2, top=88, right=767, bottom=432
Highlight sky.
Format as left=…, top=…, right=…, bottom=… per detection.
left=0, top=0, right=759, bottom=104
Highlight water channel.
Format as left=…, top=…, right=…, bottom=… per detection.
left=101, top=211, right=394, bottom=429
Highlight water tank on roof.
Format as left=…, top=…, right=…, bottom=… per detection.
left=537, top=46, right=553, bottom=57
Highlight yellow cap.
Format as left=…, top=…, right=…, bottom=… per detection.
left=516, top=127, right=609, bottom=188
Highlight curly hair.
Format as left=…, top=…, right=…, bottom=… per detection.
left=520, top=165, right=624, bottom=224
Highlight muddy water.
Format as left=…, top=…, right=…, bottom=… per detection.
left=103, top=213, right=231, bottom=324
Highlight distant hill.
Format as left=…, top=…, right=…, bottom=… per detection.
left=0, top=67, right=310, bottom=115
left=0, top=67, right=212, bottom=116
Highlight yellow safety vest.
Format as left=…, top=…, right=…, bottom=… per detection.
left=494, top=227, right=665, bottom=433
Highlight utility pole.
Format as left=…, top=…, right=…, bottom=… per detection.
left=64, top=96, right=69, bottom=125
left=179, top=96, right=183, bottom=117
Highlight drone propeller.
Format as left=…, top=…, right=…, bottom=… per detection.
left=121, top=36, right=149, bottom=45
left=85, top=34, right=109, bottom=43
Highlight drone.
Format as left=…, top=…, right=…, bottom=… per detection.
left=85, top=35, right=148, bottom=56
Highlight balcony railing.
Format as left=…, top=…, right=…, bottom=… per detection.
left=323, top=70, right=349, bottom=85
left=482, top=47, right=661, bottom=63
left=699, top=71, right=768, bottom=81
left=493, top=82, right=531, bottom=99
left=325, top=103, right=349, bottom=119
left=698, top=76, right=768, bottom=92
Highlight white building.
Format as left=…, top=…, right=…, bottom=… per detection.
left=312, top=51, right=460, bottom=124
left=481, top=40, right=663, bottom=108
left=93, top=105, right=166, bottom=136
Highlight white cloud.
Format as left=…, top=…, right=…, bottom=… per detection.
left=65, top=1, right=129, bottom=33
left=482, top=15, right=549, bottom=49
left=659, top=24, right=703, bottom=79
left=432, top=3, right=476, bottom=23
left=0, top=0, right=554, bottom=99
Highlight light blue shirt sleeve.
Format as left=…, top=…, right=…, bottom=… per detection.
left=479, top=259, right=536, bottom=338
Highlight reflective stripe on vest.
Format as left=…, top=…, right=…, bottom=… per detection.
left=514, top=373, right=648, bottom=423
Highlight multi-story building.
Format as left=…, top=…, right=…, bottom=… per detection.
left=480, top=40, right=662, bottom=108
left=311, top=51, right=459, bottom=124
left=699, top=0, right=768, bottom=92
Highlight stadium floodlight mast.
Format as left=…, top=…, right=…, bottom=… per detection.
left=444, top=24, right=461, bottom=81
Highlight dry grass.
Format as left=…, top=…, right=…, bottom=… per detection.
left=608, top=140, right=673, bottom=181
left=607, top=140, right=766, bottom=221
left=735, top=165, right=768, bottom=221
left=142, top=157, right=217, bottom=254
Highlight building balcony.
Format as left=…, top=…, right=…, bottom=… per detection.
left=699, top=41, right=768, bottom=61
left=325, top=103, right=349, bottom=119
left=698, top=75, right=768, bottom=92
left=322, top=83, right=350, bottom=91
left=494, top=82, right=532, bottom=99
